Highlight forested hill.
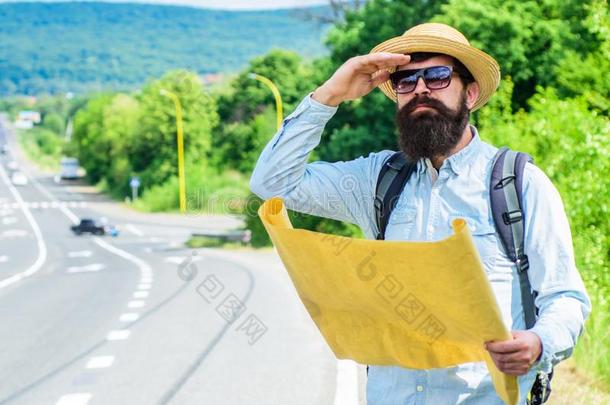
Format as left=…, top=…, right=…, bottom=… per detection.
left=0, top=2, right=332, bottom=96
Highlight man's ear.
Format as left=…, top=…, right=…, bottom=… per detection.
left=465, top=82, right=480, bottom=110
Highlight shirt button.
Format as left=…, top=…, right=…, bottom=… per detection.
left=416, top=385, right=424, bottom=392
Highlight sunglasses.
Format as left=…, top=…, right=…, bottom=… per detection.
left=390, top=65, right=460, bottom=94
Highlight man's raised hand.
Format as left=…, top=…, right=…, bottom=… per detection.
left=312, top=53, right=411, bottom=106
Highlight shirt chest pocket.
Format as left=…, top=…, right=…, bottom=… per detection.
left=384, top=206, right=417, bottom=240
left=450, top=215, right=499, bottom=272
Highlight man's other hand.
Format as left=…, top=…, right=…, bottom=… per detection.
left=485, top=330, right=542, bottom=376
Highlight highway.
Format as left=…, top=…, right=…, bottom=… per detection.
left=0, top=119, right=364, bottom=405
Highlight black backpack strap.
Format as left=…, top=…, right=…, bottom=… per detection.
left=374, top=152, right=417, bottom=240
left=490, top=147, right=536, bottom=328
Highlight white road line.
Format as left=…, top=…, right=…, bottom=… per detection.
left=30, top=202, right=39, bottom=209
left=2, top=216, right=17, bottom=225
left=67, top=250, right=93, bottom=258
left=140, top=277, right=153, bottom=284
left=0, top=166, right=48, bottom=290
left=0, top=229, right=28, bottom=238
left=55, top=393, right=92, bottom=405
left=125, top=223, right=144, bottom=237
left=127, top=300, right=145, bottom=308
left=137, top=283, right=152, bottom=290
left=66, top=264, right=105, bottom=273
left=40, top=201, right=49, bottom=209
left=92, top=237, right=152, bottom=281
left=119, top=313, right=139, bottom=322
left=0, top=256, right=8, bottom=262
left=164, top=256, right=203, bottom=265
left=133, top=291, right=149, bottom=299
left=106, top=330, right=130, bottom=341
left=333, top=359, right=360, bottom=405
left=85, top=356, right=115, bottom=369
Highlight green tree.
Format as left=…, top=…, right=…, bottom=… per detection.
left=134, top=70, right=219, bottom=188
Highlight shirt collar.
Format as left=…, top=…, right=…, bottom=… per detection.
left=415, top=125, right=481, bottom=177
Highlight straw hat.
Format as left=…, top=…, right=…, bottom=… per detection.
left=370, top=23, right=500, bottom=111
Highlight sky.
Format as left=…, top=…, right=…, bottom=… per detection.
left=0, top=0, right=332, bottom=10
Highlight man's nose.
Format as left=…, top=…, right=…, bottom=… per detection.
left=413, top=77, right=430, bottom=96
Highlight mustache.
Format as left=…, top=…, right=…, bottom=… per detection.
left=401, top=95, right=453, bottom=116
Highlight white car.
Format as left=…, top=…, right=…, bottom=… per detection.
left=10, top=171, right=28, bottom=186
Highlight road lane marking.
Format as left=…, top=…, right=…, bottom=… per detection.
left=137, top=283, right=152, bottom=290
left=164, top=256, right=202, bottom=265
left=127, top=300, right=145, bottom=308
left=0, top=166, right=48, bottom=290
left=0, top=229, right=28, bottom=238
left=55, top=393, right=92, bottom=405
left=92, top=237, right=153, bottom=281
left=106, top=330, right=130, bottom=341
left=333, top=359, right=360, bottom=405
left=85, top=356, right=115, bottom=369
left=67, top=250, right=93, bottom=258
left=66, top=264, right=105, bottom=273
left=125, top=223, right=144, bottom=236
left=0, top=255, right=8, bottom=262
left=133, top=291, right=149, bottom=298
left=2, top=216, right=17, bottom=225
left=119, top=313, right=139, bottom=322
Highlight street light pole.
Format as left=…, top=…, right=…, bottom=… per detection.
left=247, top=73, right=283, bottom=131
left=159, top=88, right=187, bottom=214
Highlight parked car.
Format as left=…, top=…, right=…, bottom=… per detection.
left=10, top=171, right=28, bottom=186
left=71, top=218, right=105, bottom=235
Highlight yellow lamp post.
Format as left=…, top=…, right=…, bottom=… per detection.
left=159, top=88, right=187, bottom=214
left=247, top=73, right=283, bottom=131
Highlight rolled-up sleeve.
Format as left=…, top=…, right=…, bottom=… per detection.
left=521, top=163, right=592, bottom=373
left=249, top=93, right=392, bottom=233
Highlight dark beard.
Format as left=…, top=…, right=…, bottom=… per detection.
left=395, top=92, right=470, bottom=161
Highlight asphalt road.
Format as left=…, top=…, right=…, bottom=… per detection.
left=0, top=119, right=365, bottom=405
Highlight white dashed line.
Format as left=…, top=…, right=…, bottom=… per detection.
left=2, top=216, right=17, bottom=225
left=56, top=393, right=92, bottom=405
left=137, top=283, right=152, bottom=290
left=66, top=264, right=105, bottom=273
left=67, top=250, right=93, bottom=258
left=85, top=356, right=115, bottom=369
left=133, top=291, right=149, bottom=299
left=140, top=277, right=153, bottom=284
left=106, top=330, right=130, bottom=341
left=125, top=224, right=144, bottom=237
left=119, top=313, right=139, bottom=322
left=127, top=300, right=145, bottom=308
left=0, top=256, right=8, bottom=263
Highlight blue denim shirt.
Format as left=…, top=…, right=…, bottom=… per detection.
left=250, top=94, right=591, bottom=405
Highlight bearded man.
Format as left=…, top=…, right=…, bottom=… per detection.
left=249, top=23, right=590, bottom=405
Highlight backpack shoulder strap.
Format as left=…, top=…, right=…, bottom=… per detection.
left=374, top=152, right=417, bottom=240
left=490, top=147, right=537, bottom=328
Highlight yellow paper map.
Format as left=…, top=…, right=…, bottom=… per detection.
left=258, top=197, right=519, bottom=405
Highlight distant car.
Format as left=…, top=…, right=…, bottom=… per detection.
left=10, top=171, right=28, bottom=186
left=71, top=218, right=105, bottom=236
left=60, top=157, right=79, bottom=179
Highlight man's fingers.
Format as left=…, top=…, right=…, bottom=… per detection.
left=369, top=70, right=390, bottom=87
left=356, top=52, right=410, bottom=72
left=485, top=339, right=524, bottom=354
